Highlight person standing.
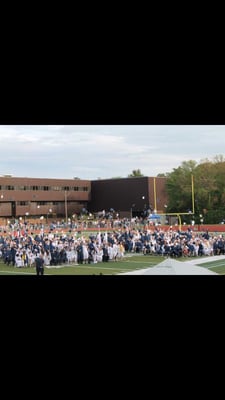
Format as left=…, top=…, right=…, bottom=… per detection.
left=35, top=254, right=44, bottom=276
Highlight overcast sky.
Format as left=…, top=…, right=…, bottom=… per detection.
left=0, top=125, right=225, bottom=180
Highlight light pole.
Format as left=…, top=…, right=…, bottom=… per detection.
left=36, top=205, right=40, bottom=221
left=130, top=203, right=135, bottom=219
left=65, top=190, right=68, bottom=225
left=25, top=212, right=29, bottom=224
left=40, top=216, right=44, bottom=227
left=199, top=214, right=204, bottom=230
left=141, top=196, right=147, bottom=217
left=47, top=208, right=52, bottom=224
left=153, top=177, right=157, bottom=212
left=0, top=195, right=3, bottom=225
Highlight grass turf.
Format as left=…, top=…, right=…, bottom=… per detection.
left=1, top=254, right=225, bottom=275
left=0, top=254, right=159, bottom=275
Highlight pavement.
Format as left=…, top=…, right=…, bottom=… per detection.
left=119, top=254, right=225, bottom=275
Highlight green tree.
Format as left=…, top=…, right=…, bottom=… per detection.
left=157, top=173, right=169, bottom=177
left=128, top=169, right=144, bottom=177
left=165, top=156, right=225, bottom=224
left=166, top=160, right=197, bottom=214
left=195, top=157, right=225, bottom=223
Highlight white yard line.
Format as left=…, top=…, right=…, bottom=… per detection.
left=184, top=255, right=225, bottom=265
left=206, top=263, right=225, bottom=269
left=0, top=270, right=36, bottom=275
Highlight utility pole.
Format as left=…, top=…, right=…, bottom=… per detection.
left=191, top=174, right=195, bottom=214
left=65, top=190, right=68, bottom=224
left=130, top=203, right=135, bottom=219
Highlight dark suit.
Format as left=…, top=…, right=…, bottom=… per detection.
left=35, top=256, right=44, bottom=275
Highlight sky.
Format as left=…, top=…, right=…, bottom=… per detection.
left=0, top=125, right=225, bottom=181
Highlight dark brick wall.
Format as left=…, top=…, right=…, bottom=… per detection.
left=89, top=177, right=168, bottom=215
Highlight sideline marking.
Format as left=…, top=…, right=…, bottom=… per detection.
left=0, top=270, right=36, bottom=275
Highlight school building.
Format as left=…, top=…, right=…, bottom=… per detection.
left=90, top=177, right=167, bottom=218
left=0, top=175, right=168, bottom=223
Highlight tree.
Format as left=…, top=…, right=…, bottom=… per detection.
left=195, top=158, right=225, bottom=222
left=166, top=160, right=197, bottom=214
left=165, top=156, right=225, bottom=223
left=128, top=169, right=144, bottom=177
left=157, top=173, right=169, bottom=177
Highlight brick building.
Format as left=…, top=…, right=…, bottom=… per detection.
left=89, top=176, right=167, bottom=218
left=0, top=176, right=91, bottom=223
left=0, top=175, right=168, bottom=222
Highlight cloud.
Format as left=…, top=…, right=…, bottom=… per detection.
left=1, top=125, right=225, bottom=180
left=47, top=125, right=65, bottom=130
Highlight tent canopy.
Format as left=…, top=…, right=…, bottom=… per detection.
left=148, top=214, right=161, bottom=219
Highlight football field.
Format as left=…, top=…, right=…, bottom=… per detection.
left=1, top=254, right=225, bottom=275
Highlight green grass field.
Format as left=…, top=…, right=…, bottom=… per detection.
left=0, top=254, right=158, bottom=275
left=195, top=259, right=225, bottom=275
left=1, top=254, right=225, bottom=275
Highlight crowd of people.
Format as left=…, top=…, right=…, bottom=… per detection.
left=0, top=219, right=225, bottom=272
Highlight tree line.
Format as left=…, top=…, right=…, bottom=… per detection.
left=163, top=155, right=225, bottom=224
left=127, top=157, right=225, bottom=224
